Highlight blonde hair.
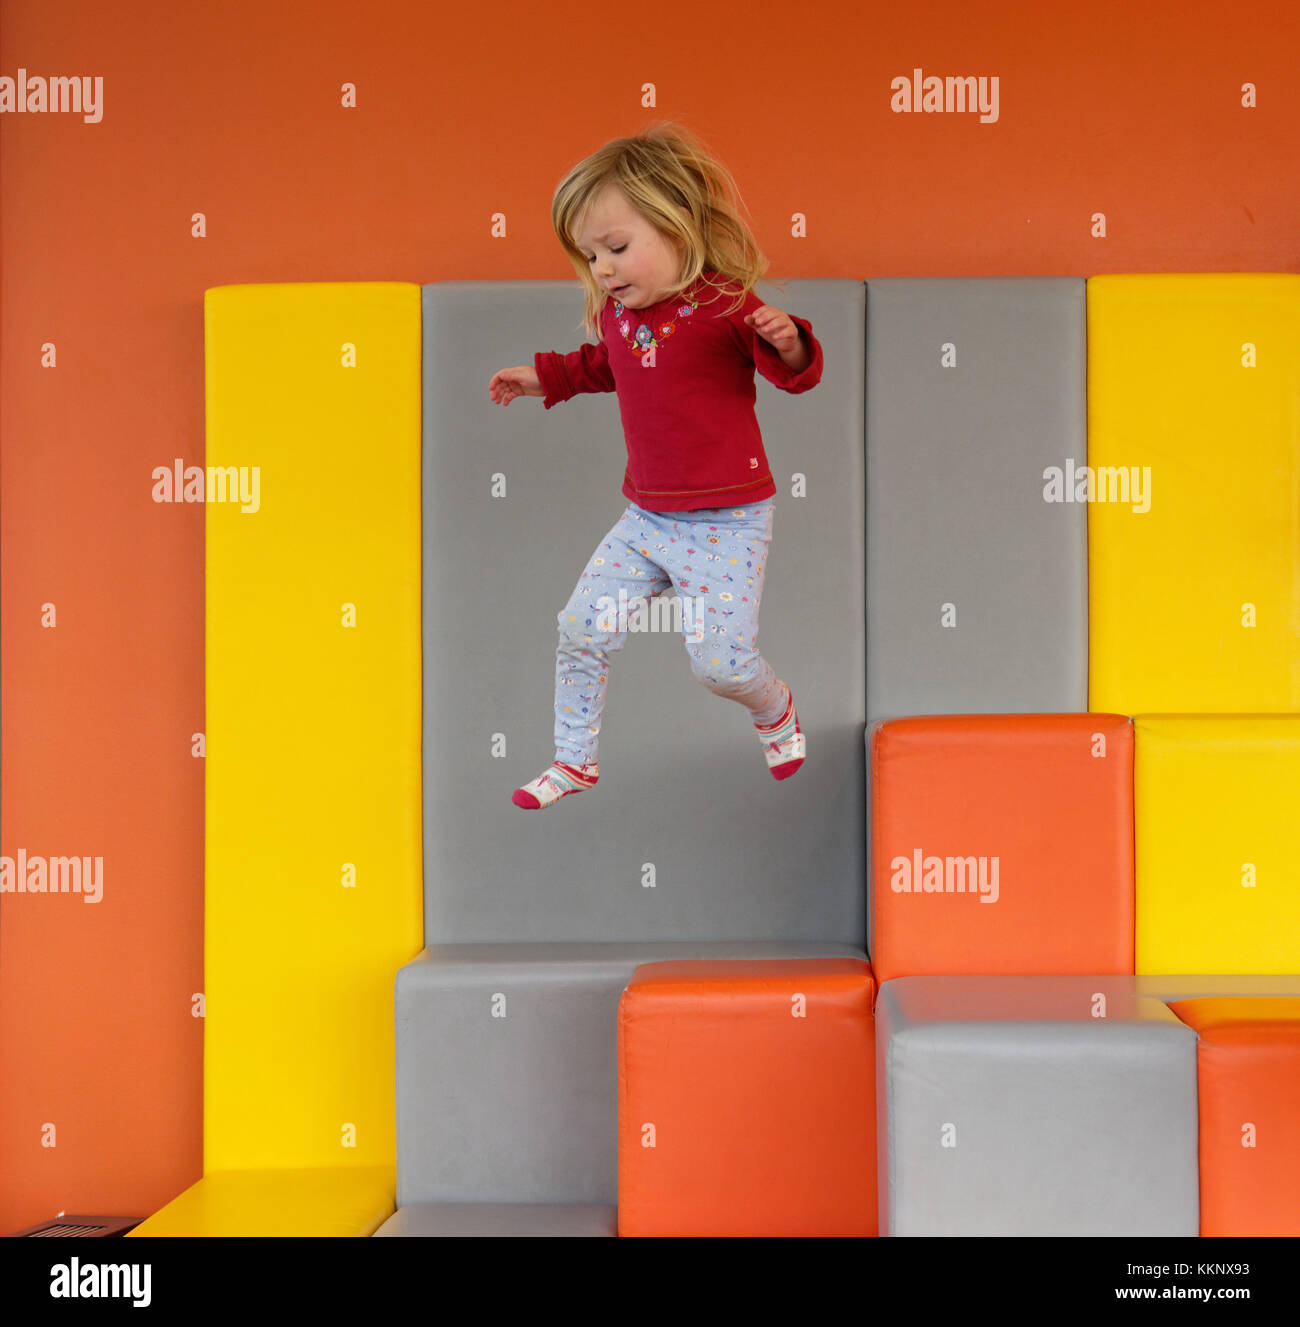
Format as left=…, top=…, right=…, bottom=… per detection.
left=549, top=120, right=784, bottom=339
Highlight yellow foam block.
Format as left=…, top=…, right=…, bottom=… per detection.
left=1088, top=274, right=1300, bottom=713
left=126, top=1167, right=396, bottom=1237
left=1135, top=715, right=1300, bottom=973
left=203, top=283, right=423, bottom=1172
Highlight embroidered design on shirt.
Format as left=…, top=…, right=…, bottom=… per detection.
left=614, top=292, right=698, bottom=356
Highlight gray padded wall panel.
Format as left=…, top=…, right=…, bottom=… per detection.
left=421, top=280, right=865, bottom=944
left=865, top=277, right=1088, bottom=722
left=395, top=940, right=867, bottom=1205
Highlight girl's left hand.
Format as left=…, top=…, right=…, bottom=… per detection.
left=745, top=305, right=799, bottom=353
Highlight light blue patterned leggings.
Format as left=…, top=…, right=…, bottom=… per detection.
left=553, top=498, right=787, bottom=765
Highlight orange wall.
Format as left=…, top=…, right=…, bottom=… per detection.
left=1, top=0, right=1296, bottom=1231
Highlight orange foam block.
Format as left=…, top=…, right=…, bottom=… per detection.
left=617, top=958, right=877, bottom=1236
left=871, top=714, right=1135, bottom=981
left=1168, top=997, right=1300, bottom=1235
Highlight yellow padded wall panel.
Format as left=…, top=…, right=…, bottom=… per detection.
left=1135, top=715, right=1300, bottom=974
left=203, top=283, right=423, bottom=1171
left=1088, top=274, right=1300, bottom=713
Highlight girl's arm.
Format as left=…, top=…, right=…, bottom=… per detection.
left=729, top=293, right=825, bottom=394
left=534, top=337, right=616, bottom=409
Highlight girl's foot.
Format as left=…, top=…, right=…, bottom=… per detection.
left=512, top=760, right=600, bottom=809
left=755, top=684, right=805, bottom=780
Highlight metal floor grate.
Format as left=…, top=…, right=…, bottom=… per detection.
left=8, top=1215, right=140, bottom=1238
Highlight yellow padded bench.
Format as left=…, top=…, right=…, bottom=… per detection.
left=1088, top=274, right=1300, bottom=713
left=127, top=1167, right=398, bottom=1238
left=1135, top=715, right=1300, bottom=975
left=129, top=283, right=423, bottom=1236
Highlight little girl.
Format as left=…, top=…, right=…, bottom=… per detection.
left=488, top=122, right=824, bottom=810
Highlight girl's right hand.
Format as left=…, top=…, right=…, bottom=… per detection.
left=488, top=366, right=544, bottom=406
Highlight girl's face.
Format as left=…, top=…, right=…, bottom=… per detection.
left=575, top=184, right=685, bottom=310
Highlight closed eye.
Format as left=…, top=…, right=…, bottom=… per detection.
left=585, top=246, right=626, bottom=261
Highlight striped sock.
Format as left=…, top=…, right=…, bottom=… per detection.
left=754, top=684, right=805, bottom=780
left=512, top=760, right=600, bottom=809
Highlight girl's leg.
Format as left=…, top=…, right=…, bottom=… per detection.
left=513, top=506, right=670, bottom=809
left=671, top=499, right=805, bottom=778
left=553, top=506, right=673, bottom=762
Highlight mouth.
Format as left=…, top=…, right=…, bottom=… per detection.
left=611, top=285, right=630, bottom=297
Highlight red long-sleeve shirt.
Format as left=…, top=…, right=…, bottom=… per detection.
left=534, top=270, right=824, bottom=512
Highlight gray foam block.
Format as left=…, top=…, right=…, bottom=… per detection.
left=395, top=941, right=866, bottom=1204
left=876, top=975, right=1199, bottom=1236
left=373, top=1203, right=617, bottom=1237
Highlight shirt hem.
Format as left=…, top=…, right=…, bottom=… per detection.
left=622, top=474, right=777, bottom=512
